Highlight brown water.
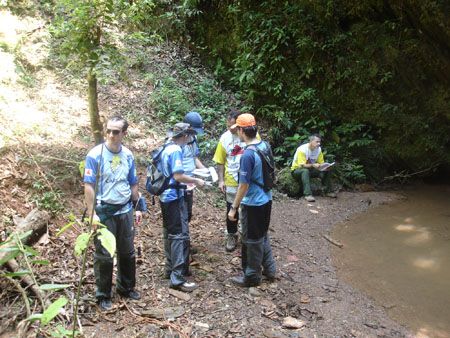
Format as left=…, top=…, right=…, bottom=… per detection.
left=333, top=185, right=450, bottom=338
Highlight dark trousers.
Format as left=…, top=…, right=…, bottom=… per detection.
left=291, top=168, right=332, bottom=196
left=160, top=198, right=190, bottom=286
left=240, top=201, right=276, bottom=284
left=184, top=190, right=194, bottom=223
left=226, top=201, right=239, bottom=234
left=93, top=210, right=135, bottom=299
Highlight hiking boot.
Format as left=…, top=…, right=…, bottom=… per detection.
left=304, top=195, right=315, bottom=202
left=98, top=298, right=112, bottom=311
left=170, top=281, right=198, bottom=293
left=118, top=289, right=141, bottom=300
left=262, top=272, right=276, bottom=283
left=325, top=192, right=337, bottom=198
left=230, top=275, right=260, bottom=287
left=225, top=233, right=238, bottom=252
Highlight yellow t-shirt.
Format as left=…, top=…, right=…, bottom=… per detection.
left=213, top=130, right=245, bottom=187
left=291, top=143, right=324, bottom=171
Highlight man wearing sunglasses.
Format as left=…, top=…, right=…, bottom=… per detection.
left=84, top=116, right=145, bottom=311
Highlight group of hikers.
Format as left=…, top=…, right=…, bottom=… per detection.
left=83, top=111, right=336, bottom=311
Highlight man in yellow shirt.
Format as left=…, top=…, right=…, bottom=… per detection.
left=291, top=134, right=335, bottom=202
left=213, top=110, right=245, bottom=251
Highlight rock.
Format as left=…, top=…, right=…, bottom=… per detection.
left=140, top=306, right=185, bottom=319
left=194, top=321, right=210, bottom=330
left=249, top=287, right=261, bottom=297
left=282, top=316, right=306, bottom=329
left=263, top=328, right=290, bottom=338
left=168, top=288, right=191, bottom=301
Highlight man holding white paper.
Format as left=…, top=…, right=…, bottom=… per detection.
left=290, top=134, right=336, bottom=202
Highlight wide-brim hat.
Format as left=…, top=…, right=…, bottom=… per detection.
left=168, top=122, right=197, bottom=138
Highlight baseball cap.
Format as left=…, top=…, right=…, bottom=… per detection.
left=231, top=113, right=256, bottom=129
left=183, top=111, right=204, bottom=135
left=168, top=122, right=197, bottom=138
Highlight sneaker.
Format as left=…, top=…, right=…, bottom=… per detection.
left=171, top=281, right=198, bottom=293
left=304, top=195, right=315, bottom=202
left=118, top=289, right=141, bottom=300
left=98, top=298, right=112, bottom=311
left=225, top=233, right=238, bottom=252
left=230, top=275, right=260, bottom=287
left=325, top=192, right=337, bottom=198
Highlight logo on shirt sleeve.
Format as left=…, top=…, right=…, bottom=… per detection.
left=175, top=159, right=182, bottom=167
left=84, top=168, right=93, bottom=177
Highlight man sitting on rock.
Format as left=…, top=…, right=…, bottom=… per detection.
left=290, top=134, right=336, bottom=202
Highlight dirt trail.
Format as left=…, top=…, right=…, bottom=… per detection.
left=76, top=189, right=410, bottom=337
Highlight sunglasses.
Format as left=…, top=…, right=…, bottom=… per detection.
left=106, top=129, right=122, bottom=135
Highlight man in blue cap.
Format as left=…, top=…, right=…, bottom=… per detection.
left=182, top=111, right=206, bottom=223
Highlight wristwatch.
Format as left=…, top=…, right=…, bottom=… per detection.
left=230, top=205, right=238, bottom=211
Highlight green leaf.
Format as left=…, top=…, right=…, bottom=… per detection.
left=74, top=232, right=91, bottom=256
left=26, top=313, right=42, bottom=322
left=41, top=297, right=68, bottom=326
left=0, top=248, right=20, bottom=265
left=39, top=284, right=71, bottom=291
left=56, top=221, right=75, bottom=237
left=0, top=246, right=19, bottom=253
left=2, top=270, right=31, bottom=277
left=78, top=160, right=85, bottom=178
left=50, top=324, right=79, bottom=338
left=97, top=228, right=116, bottom=257
left=24, top=245, right=39, bottom=257
left=31, top=259, right=50, bottom=265
left=17, top=230, right=33, bottom=241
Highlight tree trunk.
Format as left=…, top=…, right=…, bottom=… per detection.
left=87, top=68, right=104, bottom=145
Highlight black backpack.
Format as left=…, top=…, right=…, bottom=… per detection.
left=146, top=144, right=170, bottom=196
left=247, top=141, right=276, bottom=192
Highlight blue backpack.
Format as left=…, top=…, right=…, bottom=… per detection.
left=146, top=144, right=170, bottom=196
left=247, top=141, right=276, bottom=192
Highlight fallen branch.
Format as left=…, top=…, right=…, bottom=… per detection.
left=322, top=234, right=343, bottom=248
left=1, top=209, right=50, bottom=308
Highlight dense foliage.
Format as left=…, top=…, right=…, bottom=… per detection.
left=182, top=0, right=450, bottom=181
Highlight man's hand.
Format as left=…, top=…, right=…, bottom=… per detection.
left=218, top=181, right=226, bottom=194
left=313, top=163, right=321, bottom=169
left=135, top=211, right=142, bottom=225
left=195, top=178, right=205, bottom=187
left=228, top=207, right=237, bottom=221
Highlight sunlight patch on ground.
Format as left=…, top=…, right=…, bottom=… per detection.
left=412, top=257, right=438, bottom=271
left=404, top=228, right=431, bottom=245
left=415, top=326, right=450, bottom=338
left=0, top=10, right=89, bottom=148
left=395, top=224, right=416, bottom=232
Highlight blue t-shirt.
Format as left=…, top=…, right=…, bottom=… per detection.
left=239, top=141, right=272, bottom=206
left=84, top=143, right=138, bottom=214
left=159, top=143, right=185, bottom=203
left=182, top=136, right=200, bottom=176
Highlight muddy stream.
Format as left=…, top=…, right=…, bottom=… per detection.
left=333, top=185, right=450, bottom=338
